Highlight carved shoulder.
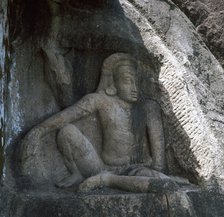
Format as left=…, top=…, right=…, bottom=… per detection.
left=78, top=93, right=104, bottom=105
left=73, top=92, right=106, bottom=113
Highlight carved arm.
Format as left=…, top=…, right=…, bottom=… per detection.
left=21, top=93, right=100, bottom=160
left=145, top=100, right=166, bottom=172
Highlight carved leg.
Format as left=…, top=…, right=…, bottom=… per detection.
left=56, top=124, right=105, bottom=187
left=78, top=173, right=177, bottom=193
left=78, top=173, right=196, bottom=216
left=127, top=166, right=168, bottom=178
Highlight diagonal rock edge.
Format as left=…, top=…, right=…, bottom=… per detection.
left=121, top=0, right=224, bottom=190
left=171, top=0, right=224, bottom=68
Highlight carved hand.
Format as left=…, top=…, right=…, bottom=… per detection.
left=21, top=126, right=45, bottom=161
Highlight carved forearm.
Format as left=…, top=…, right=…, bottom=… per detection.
left=37, top=94, right=99, bottom=136
left=146, top=100, right=166, bottom=171
left=150, top=137, right=166, bottom=171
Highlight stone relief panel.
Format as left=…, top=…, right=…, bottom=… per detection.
left=1, top=1, right=224, bottom=216
left=16, top=53, right=204, bottom=217
left=3, top=0, right=224, bottom=194
left=21, top=53, right=175, bottom=192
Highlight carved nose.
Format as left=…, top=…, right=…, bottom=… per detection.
left=131, top=86, right=138, bottom=98
left=132, top=84, right=137, bottom=93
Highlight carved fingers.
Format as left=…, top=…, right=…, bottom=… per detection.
left=21, top=126, right=45, bottom=161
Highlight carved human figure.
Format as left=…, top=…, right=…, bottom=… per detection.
left=22, top=53, right=172, bottom=192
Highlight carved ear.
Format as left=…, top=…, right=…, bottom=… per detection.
left=105, top=86, right=117, bottom=96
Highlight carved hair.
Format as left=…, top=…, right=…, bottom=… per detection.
left=97, top=53, right=137, bottom=96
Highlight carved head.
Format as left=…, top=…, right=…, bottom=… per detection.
left=97, top=53, right=138, bottom=103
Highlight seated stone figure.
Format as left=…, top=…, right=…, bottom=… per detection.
left=22, top=53, right=174, bottom=192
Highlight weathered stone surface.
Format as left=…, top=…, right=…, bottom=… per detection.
left=172, top=0, right=224, bottom=67
left=0, top=2, right=4, bottom=177
left=0, top=189, right=168, bottom=217
left=6, top=0, right=223, bottom=190
left=1, top=186, right=224, bottom=217
left=188, top=190, right=224, bottom=217
left=120, top=0, right=224, bottom=189
left=21, top=52, right=170, bottom=192
left=1, top=0, right=224, bottom=216
left=0, top=185, right=199, bottom=217
left=0, top=0, right=8, bottom=180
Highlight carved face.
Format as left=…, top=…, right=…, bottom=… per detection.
left=114, top=65, right=138, bottom=103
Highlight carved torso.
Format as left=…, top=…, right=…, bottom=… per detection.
left=73, top=93, right=151, bottom=166
left=98, top=96, right=136, bottom=166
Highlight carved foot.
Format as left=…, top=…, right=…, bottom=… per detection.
left=56, top=173, right=83, bottom=188
left=78, top=174, right=102, bottom=192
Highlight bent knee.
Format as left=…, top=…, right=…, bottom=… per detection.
left=57, top=124, right=80, bottom=145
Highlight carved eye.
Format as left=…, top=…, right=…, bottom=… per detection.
left=124, top=78, right=132, bottom=83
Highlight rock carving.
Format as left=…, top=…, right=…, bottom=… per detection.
left=22, top=53, right=182, bottom=192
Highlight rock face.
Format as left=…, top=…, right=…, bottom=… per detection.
left=0, top=0, right=224, bottom=216
left=172, top=0, right=224, bottom=67
left=0, top=0, right=8, bottom=179
left=1, top=186, right=224, bottom=217
left=123, top=0, right=224, bottom=188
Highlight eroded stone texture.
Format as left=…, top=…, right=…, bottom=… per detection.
left=2, top=186, right=224, bottom=217
left=1, top=0, right=224, bottom=216
left=0, top=0, right=4, bottom=178
left=0, top=186, right=202, bottom=217
left=121, top=0, right=224, bottom=189
left=4, top=0, right=146, bottom=189
left=1, top=0, right=223, bottom=191
left=21, top=53, right=170, bottom=192
left=172, top=0, right=224, bottom=67
left=0, top=0, right=8, bottom=180
left=19, top=53, right=195, bottom=216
